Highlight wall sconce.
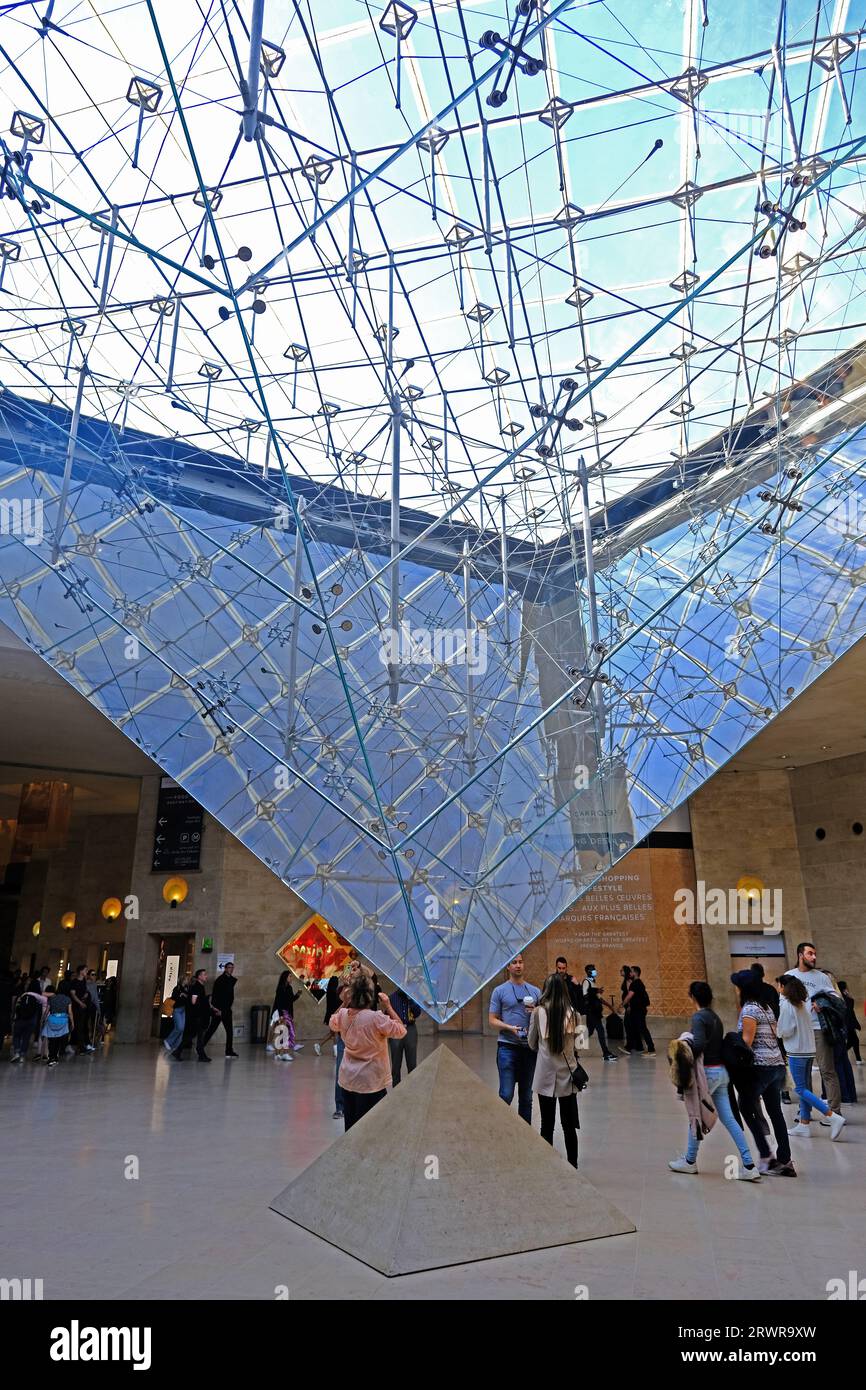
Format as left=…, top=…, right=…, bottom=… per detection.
left=101, top=897, right=122, bottom=922
left=32, top=920, right=41, bottom=937
left=162, top=876, right=188, bottom=909
left=61, top=911, right=76, bottom=931
left=736, top=875, right=764, bottom=902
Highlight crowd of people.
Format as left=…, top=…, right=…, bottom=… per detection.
left=163, top=963, right=239, bottom=1061
left=486, top=952, right=657, bottom=1167
left=666, top=943, right=857, bottom=1180
left=1, top=965, right=117, bottom=1066
left=2, top=943, right=860, bottom=1183
left=485, top=944, right=860, bottom=1176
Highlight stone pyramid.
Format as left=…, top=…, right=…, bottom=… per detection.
left=270, top=1045, right=635, bottom=1276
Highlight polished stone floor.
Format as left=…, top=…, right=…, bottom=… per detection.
left=2, top=1035, right=863, bottom=1300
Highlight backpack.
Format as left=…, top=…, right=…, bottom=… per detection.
left=605, top=997, right=625, bottom=1041
left=14, top=992, right=41, bottom=1024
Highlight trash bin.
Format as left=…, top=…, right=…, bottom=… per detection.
left=250, top=1003, right=269, bottom=1044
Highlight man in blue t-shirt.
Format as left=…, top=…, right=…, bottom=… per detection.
left=488, top=954, right=541, bottom=1123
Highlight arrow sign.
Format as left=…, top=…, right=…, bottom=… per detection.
left=151, top=778, right=204, bottom=872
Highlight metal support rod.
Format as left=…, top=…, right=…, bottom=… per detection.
left=92, top=225, right=106, bottom=289
left=243, top=0, right=265, bottom=142
left=388, top=398, right=402, bottom=708
left=499, top=493, right=511, bottom=647
left=482, top=125, right=492, bottom=255
left=284, top=496, right=306, bottom=753
left=462, top=540, right=477, bottom=766
left=98, top=205, right=118, bottom=313
left=832, top=59, right=852, bottom=126
left=578, top=453, right=604, bottom=723
left=132, top=104, right=145, bottom=170
left=771, top=43, right=801, bottom=162
left=166, top=295, right=181, bottom=390
left=51, top=361, right=87, bottom=563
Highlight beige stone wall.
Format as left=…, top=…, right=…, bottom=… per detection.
left=789, top=753, right=866, bottom=1009
left=690, top=769, right=812, bottom=1027
left=117, top=774, right=227, bottom=1042
left=11, top=811, right=137, bottom=978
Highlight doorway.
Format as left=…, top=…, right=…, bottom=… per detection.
left=151, top=934, right=195, bottom=1038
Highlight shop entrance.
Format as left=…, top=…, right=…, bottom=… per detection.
left=151, top=935, right=195, bottom=1038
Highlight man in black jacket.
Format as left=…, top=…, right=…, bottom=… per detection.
left=623, top=965, right=656, bottom=1055
left=205, top=962, right=239, bottom=1058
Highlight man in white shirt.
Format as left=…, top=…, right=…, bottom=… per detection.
left=788, top=941, right=842, bottom=1114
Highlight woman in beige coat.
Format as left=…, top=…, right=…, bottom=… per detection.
left=528, top=973, right=583, bottom=1168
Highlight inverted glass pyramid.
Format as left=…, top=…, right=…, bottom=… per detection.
left=2, top=1, right=866, bottom=1017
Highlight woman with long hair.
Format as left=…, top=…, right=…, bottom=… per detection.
left=731, top=969, right=795, bottom=1176
left=668, top=981, right=760, bottom=1179
left=527, top=972, right=583, bottom=1168
left=329, top=970, right=406, bottom=1131
left=778, top=974, right=846, bottom=1140
left=271, top=969, right=303, bottom=1055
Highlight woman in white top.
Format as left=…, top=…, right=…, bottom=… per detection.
left=778, top=975, right=846, bottom=1141
left=528, top=973, right=583, bottom=1168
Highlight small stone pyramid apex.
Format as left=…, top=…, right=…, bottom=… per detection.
left=271, top=1045, right=635, bottom=1276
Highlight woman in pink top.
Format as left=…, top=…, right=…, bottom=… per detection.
left=329, top=972, right=406, bottom=1131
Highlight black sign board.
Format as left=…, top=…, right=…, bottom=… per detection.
left=151, top=779, right=204, bottom=872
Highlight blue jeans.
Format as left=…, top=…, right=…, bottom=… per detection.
left=686, top=1064, right=754, bottom=1166
left=788, top=1054, right=831, bottom=1120
left=165, top=1007, right=185, bottom=1052
left=496, top=1041, right=537, bottom=1123
left=335, top=1035, right=345, bottom=1113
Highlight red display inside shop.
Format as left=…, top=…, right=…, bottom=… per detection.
left=276, top=914, right=352, bottom=981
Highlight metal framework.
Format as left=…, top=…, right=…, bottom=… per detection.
left=2, top=0, right=866, bottom=1016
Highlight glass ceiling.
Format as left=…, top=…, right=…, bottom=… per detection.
left=3, top=1, right=866, bottom=1017
left=2, top=0, right=866, bottom=541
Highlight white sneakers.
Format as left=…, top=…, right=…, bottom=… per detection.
left=737, top=1164, right=762, bottom=1181
left=668, top=1157, right=761, bottom=1180
left=788, top=1115, right=847, bottom=1140
left=313, top=1042, right=322, bottom=1055
left=668, top=1156, right=698, bottom=1174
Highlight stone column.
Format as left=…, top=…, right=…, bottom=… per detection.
left=690, top=769, right=810, bottom=1026
left=116, top=774, right=227, bottom=1043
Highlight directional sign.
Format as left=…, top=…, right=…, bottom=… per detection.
left=151, top=778, right=204, bottom=872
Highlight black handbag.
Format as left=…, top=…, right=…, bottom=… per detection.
left=564, top=1052, right=589, bottom=1092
